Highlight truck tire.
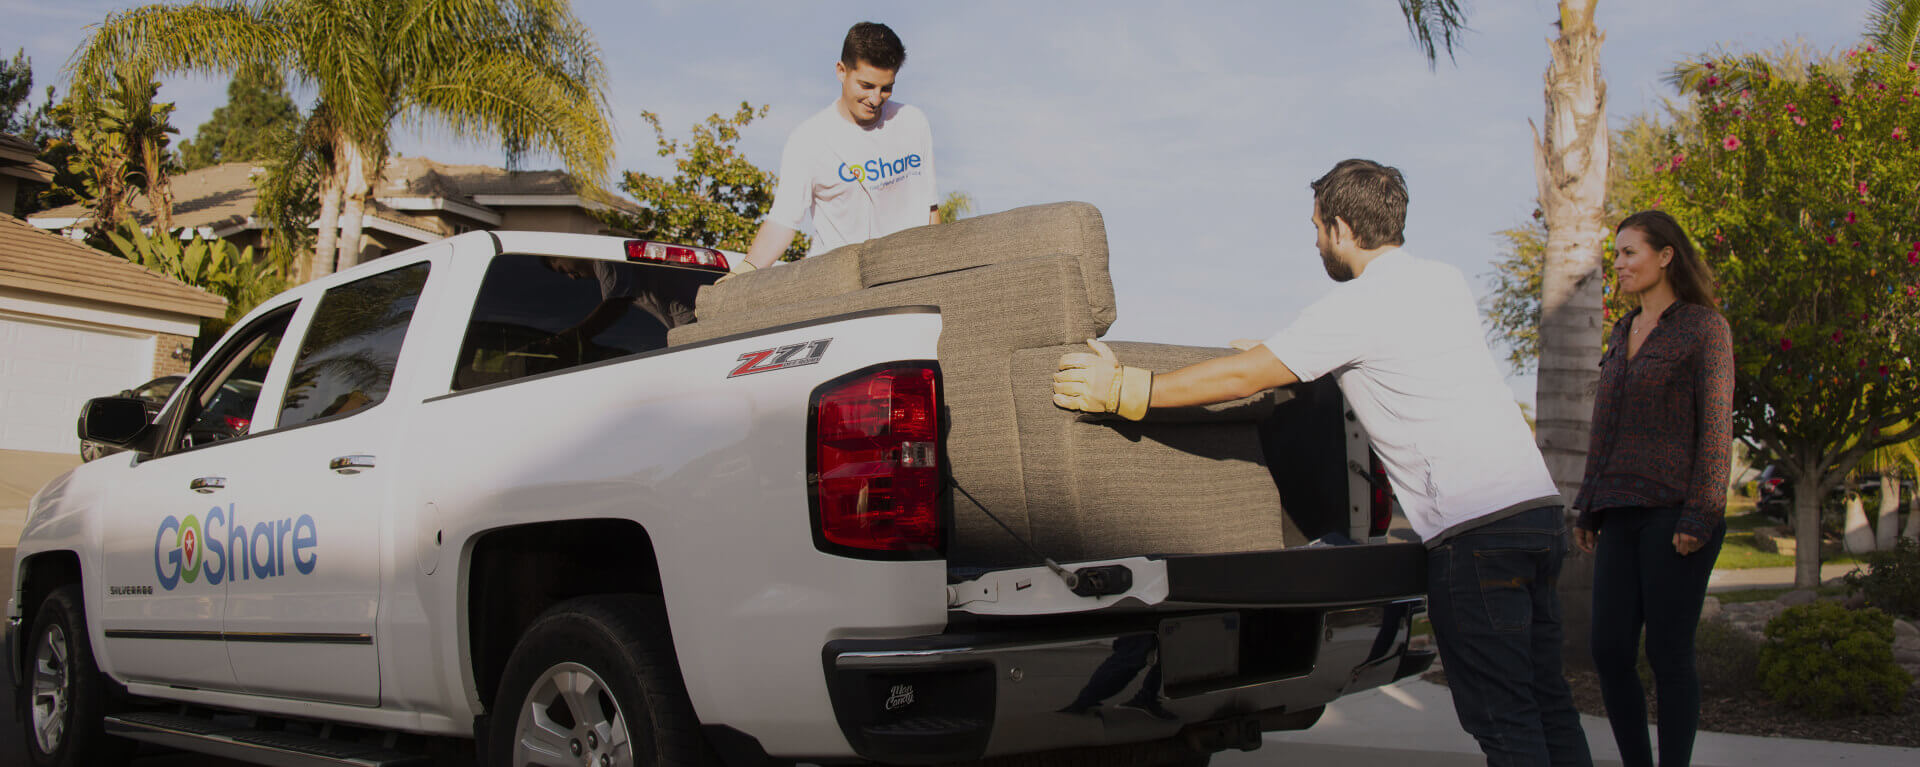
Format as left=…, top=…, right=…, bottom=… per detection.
left=23, top=584, right=132, bottom=767
left=488, top=595, right=714, bottom=767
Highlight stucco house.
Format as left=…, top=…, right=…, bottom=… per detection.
left=27, top=157, right=640, bottom=263
left=0, top=211, right=225, bottom=454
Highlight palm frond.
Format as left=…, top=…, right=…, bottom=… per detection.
left=1866, top=0, right=1920, bottom=76
left=1397, top=0, right=1469, bottom=69
left=68, top=3, right=287, bottom=100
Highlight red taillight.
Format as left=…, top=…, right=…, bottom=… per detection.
left=624, top=240, right=730, bottom=270
left=1369, top=451, right=1395, bottom=538
left=809, top=364, right=943, bottom=558
left=222, top=416, right=251, bottom=432
left=1764, top=478, right=1784, bottom=492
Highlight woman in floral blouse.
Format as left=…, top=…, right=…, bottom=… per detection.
left=1573, top=210, right=1734, bottom=767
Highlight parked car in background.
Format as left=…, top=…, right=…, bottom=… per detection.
left=1754, top=464, right=1913, bottom=528
left=77, top=376, right=259, bottom=461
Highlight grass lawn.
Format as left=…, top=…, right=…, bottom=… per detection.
left=1711, top=506, right=1862, bottom=570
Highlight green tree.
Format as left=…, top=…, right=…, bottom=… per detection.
left=62, top=74, right=180, bottom=236
left=71, top=0, right=615, bottom=280
left=1626, top=45, right=1920, bottom=586
left=1, top=49, right=32, bottom=134
left=107, top=219, right=285, bottom=348
left=937, top=191, right=974, bottom=224
left=612, top=103, right=809, bottom=261
left=178, top=66, right=301, bottom=170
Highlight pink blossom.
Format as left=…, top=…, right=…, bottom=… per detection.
left=1859, top=181, right=1871, bottom=196
left=1705, top=61, right=1717, bottom=70
left=1740, top=89, right=1753, bottom=99
left=1909, top=285, right=1918, bottom=297
left=1910, top=61, right=1919, bottom=71
left=1706, top=75, right=1721, bottom=87
left=1895, top=127, right=1907, bottom=140
left=1875, top=82, right=1889, bottom=91
left=1825, top=235, right=1839, bottom=244
left=1832, top=94, right=1844, bottom=105
left=1723, top=135, right=1742, bottom=150
left=1793, top=115, right=1808, bottom=126
left=1845, top=211, right=1857, bottom=223
left=1733, top=108, right=1745, bottom=117
left=1860, top=358, right=1869, bottom=369
left=1911, top=252, right=1919, bottom=265
left=1654, top=161, right=1670, bottom=173
left=1786, top=103, right=1798, bottom=113
left=1832, top=117, right=1846, bottom=130
left=1881, top=365, right=1890, bottom=377
left=1867, top=45, right=1879, bottom=53
left=1833, top=330, right=1845, bottom=343
left=1781, top=338, right=1792, bottom=351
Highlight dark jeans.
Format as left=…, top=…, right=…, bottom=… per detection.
left=1428, top=505, right=1592, bottom=767
left=1590, top=506, right=1726, bottom=767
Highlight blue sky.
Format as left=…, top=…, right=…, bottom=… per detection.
left=10, top=0, right=1880, bottom=404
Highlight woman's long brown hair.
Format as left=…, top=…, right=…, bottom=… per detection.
left=1617, top=210, right=1719, bottom=308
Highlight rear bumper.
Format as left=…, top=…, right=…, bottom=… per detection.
left=822, top=598, right=1430, bottom=763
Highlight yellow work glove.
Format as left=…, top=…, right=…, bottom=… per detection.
left=716, top=258, right=758, bottom=284
left=1053, top=339, right=1152, bottom=421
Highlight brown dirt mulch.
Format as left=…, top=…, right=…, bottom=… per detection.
left=1422, top=666, right=1920, bottom=749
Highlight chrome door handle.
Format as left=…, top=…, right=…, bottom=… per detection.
left=330, top=455, right=376, bottom=475
left=190, top=477, right=226, bottom=494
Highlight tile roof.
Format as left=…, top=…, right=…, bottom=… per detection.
left=0, top=212, right=226, bottom=319
left=0, top=133, right=56, bottom=183
left=34, top=162, right=263, bottom=232
left=32, top=156, right=639, bottom=227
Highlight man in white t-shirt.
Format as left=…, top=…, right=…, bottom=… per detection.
left=732, top=21, right=938, bottom=274
left=1052, top=160, right=1592, bottom=767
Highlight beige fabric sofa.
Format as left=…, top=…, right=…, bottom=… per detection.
left=668, top=202, right=1305, bottom=566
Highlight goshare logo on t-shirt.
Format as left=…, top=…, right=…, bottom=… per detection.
left=838, top=153, right=924, bottom=185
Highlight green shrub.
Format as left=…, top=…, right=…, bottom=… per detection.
left=1758, top=602, right=1912, bottom=718
left=1696, top=617, right=1764, bottom=697
left=1844, top=536, right=1920, bottom=621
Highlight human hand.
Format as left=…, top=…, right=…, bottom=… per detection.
left=1672, top=532, right=1705, bottom=556
left=1574, top=527, right=1597, bottom=555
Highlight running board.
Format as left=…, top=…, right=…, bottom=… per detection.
left=105, top=711, right=430, bottom=767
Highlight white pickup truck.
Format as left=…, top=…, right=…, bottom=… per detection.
left=8, top=214, right=1432, bottom=767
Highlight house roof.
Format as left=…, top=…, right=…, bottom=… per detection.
left=0, top=133, right=55, bottom=184
left=0, top=212, right=226, bottom=319
left=31, top=161, right=263, bottom=233
left=30, top=156, right=639, bottom=230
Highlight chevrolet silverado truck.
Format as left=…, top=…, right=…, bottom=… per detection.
left=7, top=203, right=1431, bottom=767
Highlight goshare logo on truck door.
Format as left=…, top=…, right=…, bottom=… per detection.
left=838, top=153, right=923, bottom=186
left=154, top=505, right=319, bottom=590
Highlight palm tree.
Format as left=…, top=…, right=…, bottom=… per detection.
left=937, top=191, right=973, bottom=224
left=70, top=0, right=614, bottom=280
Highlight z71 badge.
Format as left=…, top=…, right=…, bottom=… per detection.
left=730, top=339, right=831, bottom=378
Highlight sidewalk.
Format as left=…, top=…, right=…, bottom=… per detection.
left=1219, top=676, right=1918, bottom=766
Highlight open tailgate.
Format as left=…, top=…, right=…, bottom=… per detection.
left=948, top=542, right=1427, bottom=616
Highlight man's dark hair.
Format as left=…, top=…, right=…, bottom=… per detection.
left=841, top=22, right=906, bottom=71
left=1310, top=159, right=1408, bottom=249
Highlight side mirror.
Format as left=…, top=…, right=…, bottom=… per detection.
left=78, top=396, right=154, bottom=448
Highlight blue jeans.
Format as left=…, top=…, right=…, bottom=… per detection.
left=1428, top=505, right=1593, bottom=767
left=1590, top=506, right=1726, bottom=767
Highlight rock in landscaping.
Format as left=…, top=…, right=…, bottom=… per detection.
left=1844, top=592, right=1868, bottom=610
left=1700, top=596, right=1722, bottom=622
left=1778, top=589, right=1818, bottom=607
left=1753, top=526, right=1792, bottom=555
left=1895, top=620, right=1918, bottom=641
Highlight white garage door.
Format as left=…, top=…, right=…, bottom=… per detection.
left=0, top=313, right=155, bottom=454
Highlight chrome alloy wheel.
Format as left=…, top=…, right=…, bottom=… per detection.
left=513, top=662, right=632, bottom=767
left=30, top=623, right=71, bottom=753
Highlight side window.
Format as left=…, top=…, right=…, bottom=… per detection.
left=278, top=263, right=432, bottom=428
left=452, top=254, right=711, bottom=390
left=169, top=310, right=293, bottom=453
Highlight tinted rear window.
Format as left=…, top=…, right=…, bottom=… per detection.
left=453, top=254, right=713, bottom=390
